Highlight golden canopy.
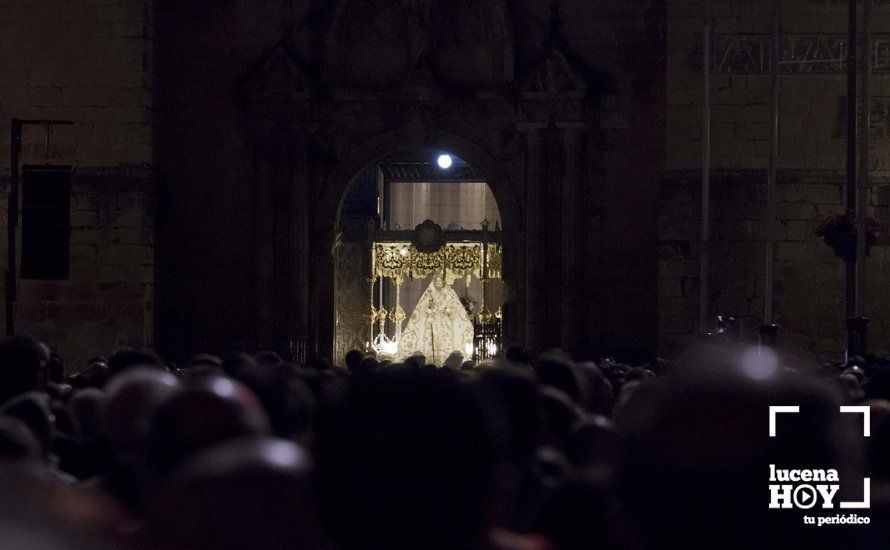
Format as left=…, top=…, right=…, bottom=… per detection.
left=371, top=242, right=502, bottom=283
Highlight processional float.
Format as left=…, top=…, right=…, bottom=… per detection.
left=366, top=219, right=503, bottom=362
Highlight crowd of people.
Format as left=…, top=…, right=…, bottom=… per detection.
left=1, top=335, right=890, bottom=548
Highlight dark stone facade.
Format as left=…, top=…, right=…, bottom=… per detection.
left=154, top=0, right=666, bottom=362
left=1, top=1, right=665, bottom=365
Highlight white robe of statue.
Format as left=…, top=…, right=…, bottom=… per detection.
left=398, top=277, right=474, bottom=366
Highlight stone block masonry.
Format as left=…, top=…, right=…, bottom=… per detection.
left=0, top=168, right=157, bottom=369
left=660, top=170, right=890, bottom=361
left=0, top=1, right=154, bottom=368
left=664, top=0, right=890, bottom=360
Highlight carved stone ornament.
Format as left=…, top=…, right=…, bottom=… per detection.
left=243, top=43, right=313, bottom=101
left=411, top=219, right=446, bottom=253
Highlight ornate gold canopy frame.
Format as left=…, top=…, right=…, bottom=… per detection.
left=367, top=220, right=503, bottom=359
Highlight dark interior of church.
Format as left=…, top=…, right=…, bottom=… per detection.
left=2, top=0, right=890, bottom=547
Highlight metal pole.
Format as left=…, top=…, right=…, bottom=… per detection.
left=856, top=0, right=870, bottom=317
left=845, top=0, right=857, bottom=319
left=7, top=119, right=21, bottom=336
left=765, top=0, right=780, bottom=326
left=700, top=1, right=712, bottom=335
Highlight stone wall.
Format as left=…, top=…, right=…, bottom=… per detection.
left=0, top=1, right=154, bottom=367
left=664, top=0, right=890, bottom=359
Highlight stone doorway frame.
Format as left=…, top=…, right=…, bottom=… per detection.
left=244, top=31, right=596, bottom=362
left=318, top=131, right=526, bottom=364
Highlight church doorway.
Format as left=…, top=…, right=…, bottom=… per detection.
left=334, top=149, right=505, bottom=365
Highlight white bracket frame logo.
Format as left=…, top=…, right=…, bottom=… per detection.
left=769, top=405, right=870, bottom=509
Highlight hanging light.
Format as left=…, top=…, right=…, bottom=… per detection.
left=437, top=154, right=453, bottom=169
left=379, top=338, right=399, bottom=357
left=369, top=276, right=405, bottom=359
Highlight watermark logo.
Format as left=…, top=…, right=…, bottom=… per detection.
left=768, top=405, right=871, bottom=526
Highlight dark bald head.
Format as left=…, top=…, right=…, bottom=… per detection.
left=0, top=416, right=40, bottom=461
left=1, top=392, right=53, bottom=456
left=103, top=368, right=180, bottom=457
left=68, top=388, right=104, bottom=440
left=619, top=344, right=850, bottom=549
left=146, top=375, right=269, bottom=476
left=0, top=336, right=49, bottom=405
left=152, top=437, right=323, bottom=549
left=315, top=369, right=494, bottom=550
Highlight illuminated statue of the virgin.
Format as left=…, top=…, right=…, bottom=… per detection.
left=398, top=276, right=474, bottom=366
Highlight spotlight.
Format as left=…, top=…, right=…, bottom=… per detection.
left=437, top=154, right=453, bottom=169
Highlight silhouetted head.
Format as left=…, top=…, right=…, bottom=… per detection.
left=534, top=478, right=619, bottom=550
left=108, top=348, right=164, bottom=377
left=0, top=392, right=53, bottom=457
left=619, top=343, right=851, bottom=548
left=533, top=351, right=581, bottom=402
left=306, top=355, right=331, bottom=371
left=575, top=361, right=614, bottom=416
left=226, top=366, right=316, bottom=443
left=844, top=365, right=866, bottom=385
left=443, top=351, right=464, bottom=370
left=68, top=388, right=104, bottom=440
left=255, top=351, right=284, bottom=367
left=184, top=353, right=222, bottom=370
left=357, top=356, right=379, bottom=374
left=315, top=369, right=495, bottom=549
left=151, top=437, right=324, bottom=549
left=103, top=368, right=180, bottom=457
left=47, top=352, right=65, bottom=385
left=70, top=359, right=111, bottom=390
left=477, top=367, right=539, bottom=462
left=0, top=416, right=40, bottom=461
left=146, top=375, right=269, bottom=477
left=564, top=415, right=623, bottom=480
left=505, top=345, right=530, bottom=367
left=345, top=349, right=364, bottom=372
left=0, top=463, right=122, bottom=549
left=101, top=368, right=180, bottom=510
left=220, top=352, right=258, bottom=379
left=405, top=353, right=427, bottom=369
left=836, top=373, right=864, bottom=403
left=0, top=336, right=49, bottom=405
left=537, top=386, right=582, bottom=450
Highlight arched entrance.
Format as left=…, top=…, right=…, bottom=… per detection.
left=334, top=149, right=506, bottom=364
left=309, top=132, right=525, bottom=365
left=233, top=0, right=614, bottom=366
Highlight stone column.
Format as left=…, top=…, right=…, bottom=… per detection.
left=288, top=130, right=312, bottom=358
left=542, top=122, right=564, bottom=349
left=252, top=130, right=275, bottom=349
left=519, top=123, right=546, bottom=354
left=253, top=125, right=315, bottom=356
left=560, top=124, right=584, bottom=350
left=271, top=128, right=294, bottom=353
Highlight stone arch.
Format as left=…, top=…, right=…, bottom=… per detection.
left=316, top=129, right=522, bottom=236
left=309, top=128, right=525, bottom=362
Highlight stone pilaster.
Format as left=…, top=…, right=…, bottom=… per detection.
left=520, top=124, right=546, bottom=354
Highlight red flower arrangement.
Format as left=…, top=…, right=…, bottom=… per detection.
left=813, top=210, right=880, bottom=259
